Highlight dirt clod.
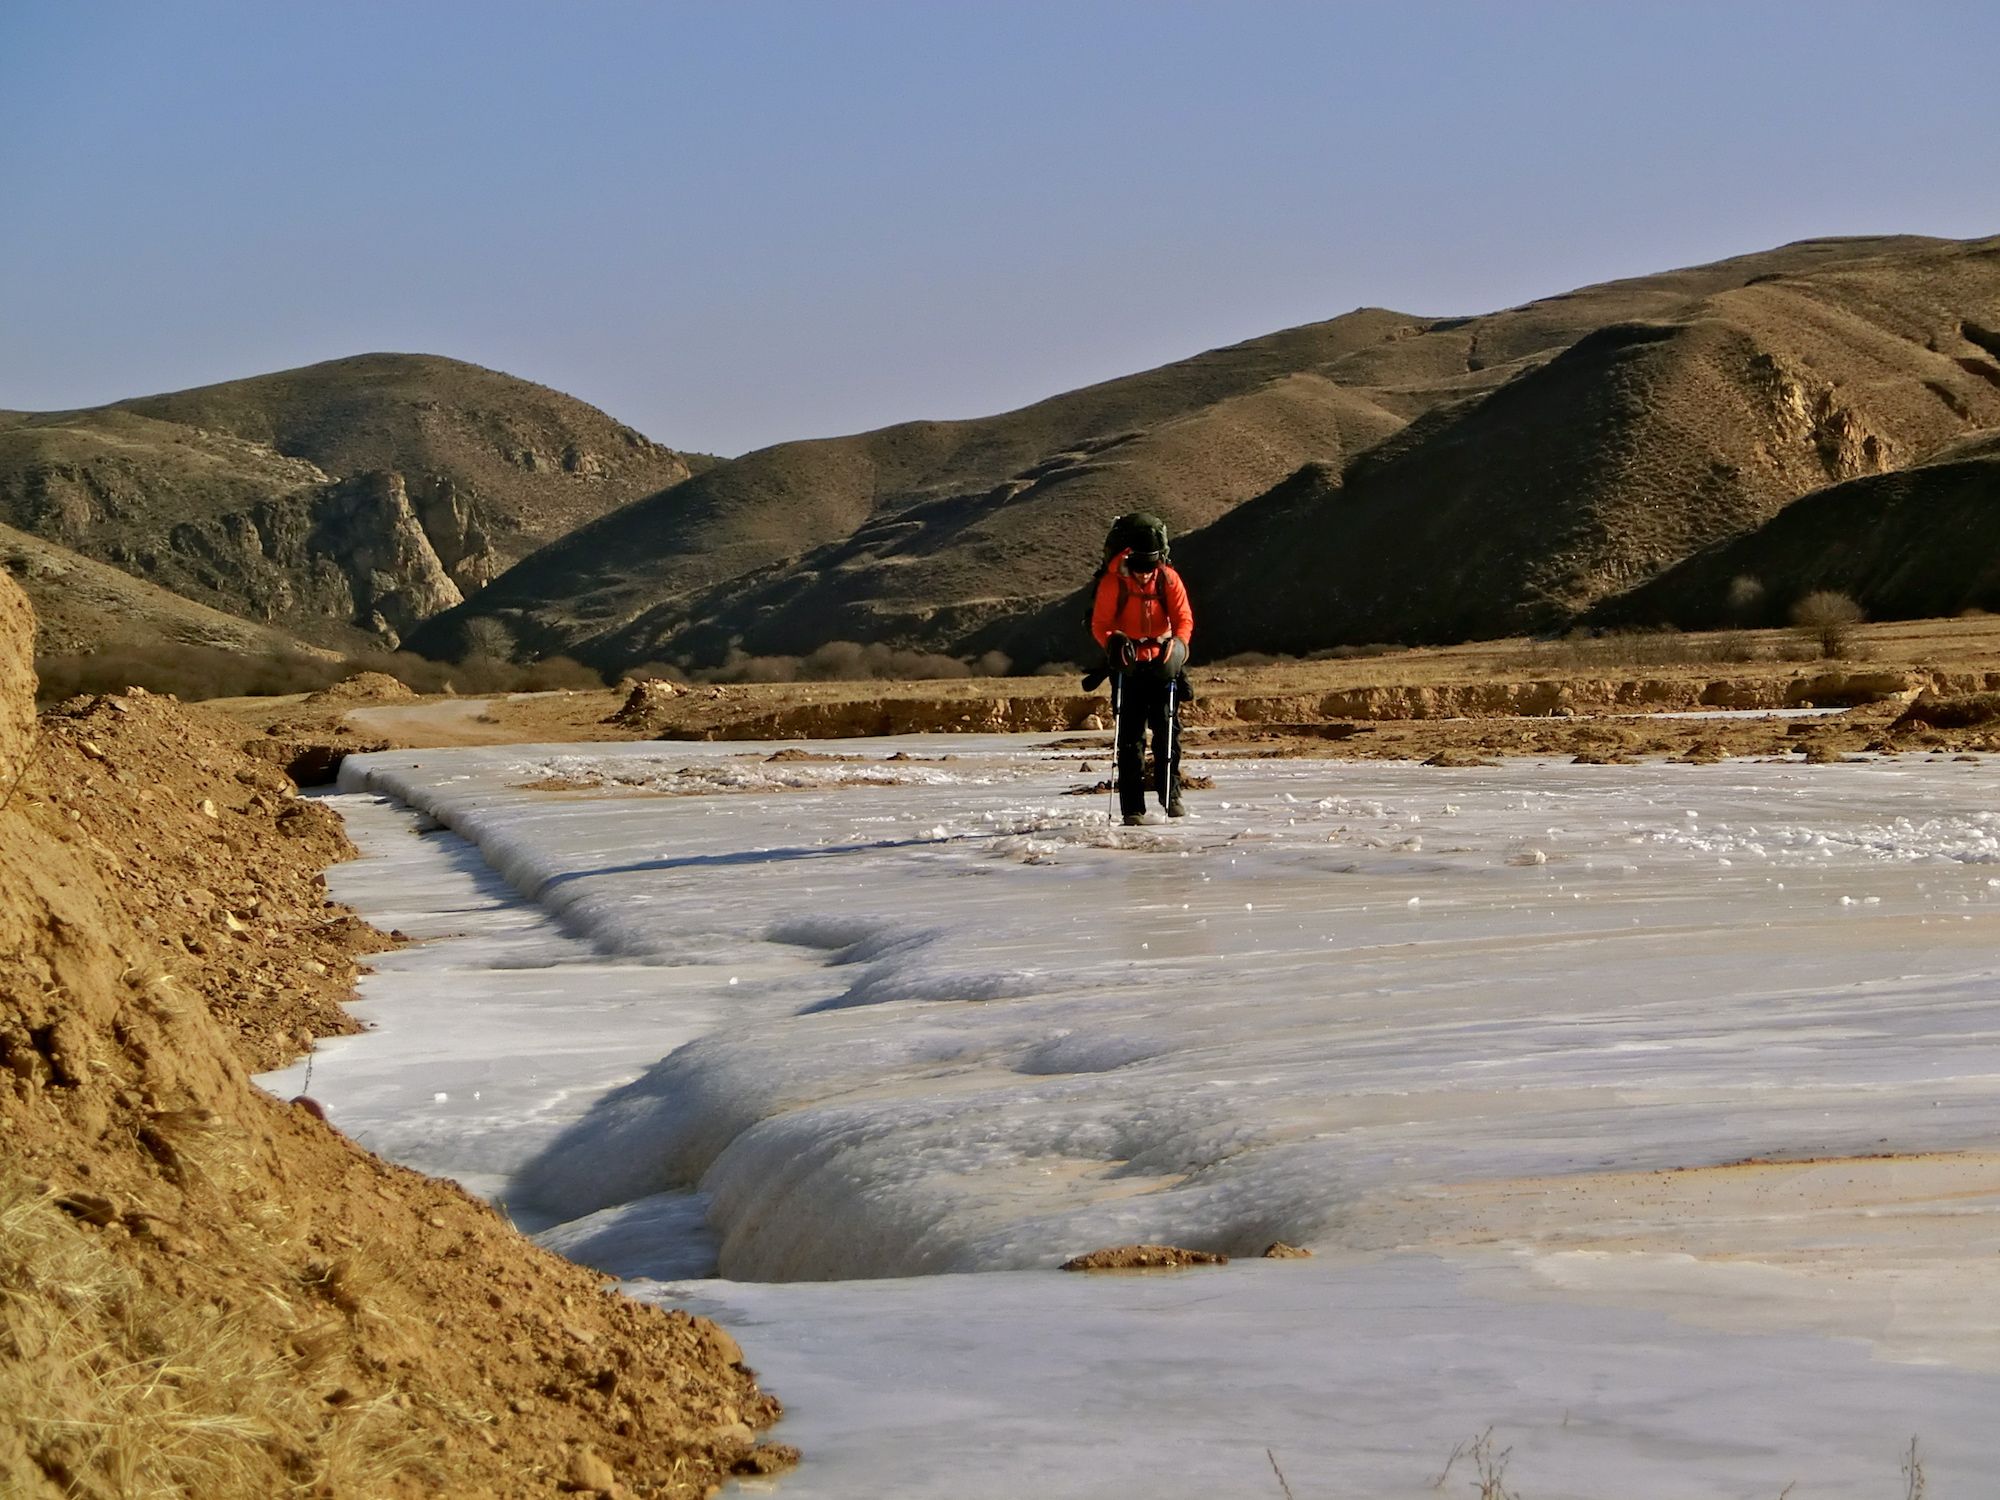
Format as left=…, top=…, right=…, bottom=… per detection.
left=1061, top=1244, right=1230, bottom=1271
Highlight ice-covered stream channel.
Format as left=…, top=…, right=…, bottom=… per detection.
left=259, top=736, right=2000, bottom=1497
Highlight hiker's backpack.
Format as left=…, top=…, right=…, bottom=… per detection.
left=1101, top=511, right=1170, bottom=568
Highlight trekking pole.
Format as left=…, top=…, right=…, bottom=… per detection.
left=1158, top=675, right=1176, bottom=810
left=1107, top=671, right=1122, bottom=823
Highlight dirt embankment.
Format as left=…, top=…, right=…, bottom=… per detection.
left=0, top=573, right=793, bottom=1498
left=199, top=613, right=2000, bottom=778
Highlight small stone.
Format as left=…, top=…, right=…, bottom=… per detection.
left=565, top=1447, right=616, bottom=1492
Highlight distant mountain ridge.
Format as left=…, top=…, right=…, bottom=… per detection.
left=0, top=354, right=692, bottom=650
left=7, top=235, right=1998, bottom=675
left=415, top=233, right=2000, bottom=671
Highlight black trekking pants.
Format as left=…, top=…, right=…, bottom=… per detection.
left=1114, top=670, right=1179, bottom=818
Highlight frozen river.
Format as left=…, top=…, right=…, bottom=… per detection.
left=261, top=736, right=2000, bottom=1497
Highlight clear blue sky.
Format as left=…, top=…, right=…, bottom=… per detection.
left=3, top=2, right=1996, bottom=456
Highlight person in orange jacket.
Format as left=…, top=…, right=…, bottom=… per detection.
left=1091, top=541, right=1193, bottom=824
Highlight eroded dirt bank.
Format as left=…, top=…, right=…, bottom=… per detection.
left=0, top=573, right=793, bottom=1498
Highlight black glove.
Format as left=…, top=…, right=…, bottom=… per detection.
left=1105, top=634, right=1137, bottom=672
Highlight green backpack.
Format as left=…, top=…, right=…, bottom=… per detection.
left=1101, top=511, right=1170, bottom=567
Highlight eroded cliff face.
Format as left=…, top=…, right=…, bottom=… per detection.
left=405, top=473, right=501, bottom=592
left=116, top=472, right=463, bottom=649
left=0, top=438, right=472, bottom=650
left=309, top=472, right=465, bottom=645
left=1751, top=351, right=1894, bottom=485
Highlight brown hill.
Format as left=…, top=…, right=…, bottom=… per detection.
left=0, top=355, right=690, bottom=650
left=1180, top=237, right=2000, bottom=657
left=420, top=233, right=1983, bottom=671
left=1597, top=427, right=2000, bottom=630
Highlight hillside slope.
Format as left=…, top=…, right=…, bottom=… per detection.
left=1182, top=236, right=2000, bottom=656
left=1598, top=427, right=2000, bottom=629
left=0, top=519, right=335, bottom=662
left=421, top=234, right=1982, bottom=670
left=0, top=356, right=691, bottom=650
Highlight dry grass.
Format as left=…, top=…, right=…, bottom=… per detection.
left=0, top=1179, right=433, bottom=1499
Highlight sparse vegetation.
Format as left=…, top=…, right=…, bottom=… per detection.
left=32, top=640, right=612, bottom=703
left=1519, top=625, right=1780, bottom=671
left=1791, top=590, right=1866, bottom=658
left=697, top=641, right=1013, bottom=684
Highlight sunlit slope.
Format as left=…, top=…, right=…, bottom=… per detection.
left=0, top=354, right=691, bottom=648
left=425, top=233, right=1970, bottom=669
left=1598, top=431, right=2000, bottom=629
left=113, top=353, right=692, bottom=570
left=406, top=307, right=1427, bottom=662
left=1180, top=235, right=2000, bottom=658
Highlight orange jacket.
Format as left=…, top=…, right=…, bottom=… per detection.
left=1091, top=551, right=1193, bottom=661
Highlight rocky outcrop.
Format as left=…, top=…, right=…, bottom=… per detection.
left=1751, top=352, right=1893, bottom=483
left=406, top=473, right=502, bottom=592
left=309, top=472, right=464, bottom=645
left=152, top=472, right=462, bottom=648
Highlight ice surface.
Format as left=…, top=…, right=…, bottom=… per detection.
left=271, top=738, right=2000, bottom=1495
left=639, top=1258, right=1998, bottom=1500
left=331, top=741, right=2000, bottom=1281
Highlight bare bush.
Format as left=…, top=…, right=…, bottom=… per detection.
left=35, top=643, right=347, bottom=703
left=625, top=660, right=691, bottom=685
left=1790, top=590, right=1864, bottom=659
left=1726, top=573, right=1766, bottom=622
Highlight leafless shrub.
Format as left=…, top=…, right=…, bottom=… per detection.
left=1790, top=590, right=1865, bottom=659
left=457, top=616, right=517, bottom=662
left=1726, top=573, right=1766, bottom=622
left=1903, top=1436, right=1925, bottom=1500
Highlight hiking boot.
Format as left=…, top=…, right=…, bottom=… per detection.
left=1122, top=813, right=1146, bottom=827
left=1166, top=793, right=1187, bottom=818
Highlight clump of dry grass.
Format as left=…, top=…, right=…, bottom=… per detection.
left=1429, top=1427, right=1519, bottom=1499
left=0, top=1181, right=431, bottom=1498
